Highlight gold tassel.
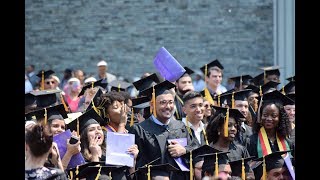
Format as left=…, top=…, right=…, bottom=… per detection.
left=91, top=82, right=94, bottom=89
left=217, top=94, right=220, bottom=107
left=231, top=92, right=235, bottom=108
left=41, top=70, right=44, bottom=90
left=190, top=150, right=193, bottom=180
left=147, top=165, right=151, bottom=180
left=44, top=108, right=47, bottom=126
left=118, top=83, right=121, bottom=92
left=224, top=108, right=229, bottom=137
left=204, top=88, right=214, bottom=105
left=152, top=85, right=157, bottom=118
left=95, top=165, right=102, bottom=180
left=109, top=171, right=112, bottom=180
left=75, top=165, right=79, bottom=180
left=60, top=94, right=69, bottom=113
left=214, top=153, right=219, bottom=177
left=205, top=64, right=208, bottom=80
left=262, top=156, right=267, bottom=180
left=263, top=71, right=266, bottom=84
left=241, top=158, right=245, bottom=180
left=259, top=85, right=263, bottom=96
left=282, top=86, right=286, bottom=95
left=76, top=118, right=79, bottom=137
left=69, top=170, right=73, bottom=180
left=130, top=108, right=134, bottom=127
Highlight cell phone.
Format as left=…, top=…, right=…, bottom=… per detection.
left=69, top=136, right=79, bottom=144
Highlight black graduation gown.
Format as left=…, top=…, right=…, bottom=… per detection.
left=174, top=94, right=185, bottom=120
left=227, top=142, right=254, bottom=177
left=128, top=116, right=199, bottom=180
left=185, top=127, right=208, bottom=165
left=234, top=123, right=253, bottom=146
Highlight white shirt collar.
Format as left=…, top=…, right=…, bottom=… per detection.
left=151, top=115, right=170, bottom=126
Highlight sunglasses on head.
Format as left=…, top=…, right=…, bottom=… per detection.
left=46, top=81, right=55, bottom=85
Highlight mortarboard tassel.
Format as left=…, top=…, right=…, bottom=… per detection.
left=130, top=108, right=134, bottom=127
left=241, top=158, right=245, bottom=180
left=231, top=92, right=235, bottom=108
left=60, top=94, right=69, bottom=113
left=147, top=165, right=152, bottom=180
left=118, top=83, right=121, bottom=92
left=259, top=85, right=263, bottom=96
left=217, top=94, right=220, bottom=107
left=91, top=81, right=94, bottom=89
left=69, top=171, right=73, bottom=180
left=75, top=165, right=79, bottom=180
left=109, top=171, right=112, bottom=180
left=44, top=108, right=47, bottom=126
left=224, top=108, right=229, bottom=137
left=41, top=70, right=44, bottom=90
left=263, top=70, right=266, bottom=85
left=281, top=86, right=286, bottom=95
left=190, top=150, right=193, bottom=180
left=152, top=85, right=157, bottom=118
left=95, top=165, right=102, bottom=180
left=76, top=118, right=79, bottom=137
left=215, top=153, right=219, bottom=177
left=262, top=156, right=267, bottom=180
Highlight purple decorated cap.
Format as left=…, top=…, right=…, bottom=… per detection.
left=153, top=47, right=186, bottom=82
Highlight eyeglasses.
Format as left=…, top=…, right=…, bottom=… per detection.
left=46, top=81, right=55, bottom=85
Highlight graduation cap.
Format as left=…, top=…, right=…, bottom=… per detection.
left=229, top=75, right=253, bottom=90
left=250, top=73, right=264, bottom=86
left=139, top=80, right=175, bottom=118
left=211, top=106, right=245, bottom=137
left=109, top=80, right=132, bottom=92
left=282, top=81, right=295, bottom=95
left=36, top=70, right=55, bottom=79
left=67, top=161, right=125, bottom=179
left=78, top=79, right=108, bottom=97
left=200, top=59, right=224, bottom=78
left=286, top=75, right=295, bottom=82
left=25, top=104, right=68, bottom=125
left=132, top=96, right=150, bottom=109
left=245, top=84, right=259, bottom=94
left=132, top=73, right=160, bottom=93
left=262, top=90, right=295, bottom=106
left=30, top=89, right=61, bottom=108
left=178, top=66, right=195, bottom=80
left=219, top=89, right=252, bottom=108
left=228, top=156, right=255, bottom=178
left=286, top=93, right=295, bottom=102
left=25, top=92, right=36, bottom=107
left=258, top=81, right=280, bottom=95
left=198, top=151, right=230, bottom=176
left=66, top=108, right=104, bottom=135
left=260, top=66, right=281, bottom=77
left=252, top=150, right=292, bottom=180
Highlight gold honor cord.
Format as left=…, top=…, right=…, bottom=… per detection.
left=217, top=94, right=220, bottom=107
left=186, top=116, right=209, bottom=145
left=190, top=150, right=193, bottom=180
left=95, top=165, right=102, bottom=180
left=241, top=158, right=245, bottom=180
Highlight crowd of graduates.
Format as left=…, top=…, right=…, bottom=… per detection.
left=25, top=56, right=295, bottom=180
